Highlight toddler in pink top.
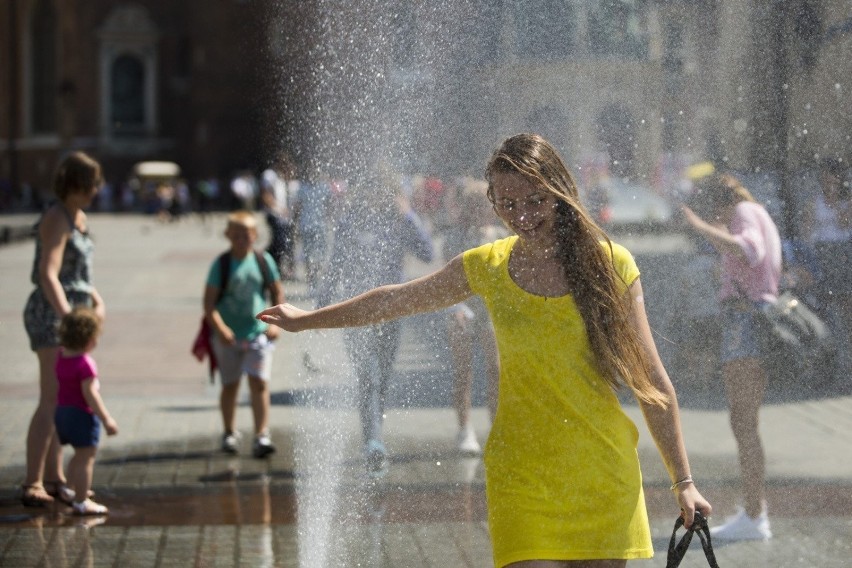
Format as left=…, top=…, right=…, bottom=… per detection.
left=54, top=307, right=118, bottom=516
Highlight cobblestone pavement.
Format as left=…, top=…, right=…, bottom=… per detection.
left=1, top=213, right=851, bottom=567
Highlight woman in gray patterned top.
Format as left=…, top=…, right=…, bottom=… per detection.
left=21, top=152, right=105, bottom=508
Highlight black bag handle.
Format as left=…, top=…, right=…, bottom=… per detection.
left=666, top=511, right=720, bottom=568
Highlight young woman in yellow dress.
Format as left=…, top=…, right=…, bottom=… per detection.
left=258, top=134, right=711, bottom=567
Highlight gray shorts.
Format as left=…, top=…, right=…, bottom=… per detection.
left=23, top=289, right=92, bottom=351
left=211, top=333, right=275, bottom=385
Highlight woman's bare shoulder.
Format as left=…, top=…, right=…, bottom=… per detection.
left=39, top=205, right=71, bottom=239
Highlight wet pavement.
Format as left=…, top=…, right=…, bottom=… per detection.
left=1, top=213, right=852, bottom=567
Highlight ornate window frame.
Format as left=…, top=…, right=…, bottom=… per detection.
left=22, top=0, right=59, bottom=147
left=97, top=4, right=159, bottom=142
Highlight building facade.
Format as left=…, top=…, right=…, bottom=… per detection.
left=1, top=0, right=270, bottom=205
left=2, top=0, right=850, bottom=223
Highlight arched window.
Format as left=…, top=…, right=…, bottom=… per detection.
left=98, top=5, right=159, bottom=140
left=110, top=55, right=146, bottom=134
left=30, top=0, right=57, bottom=134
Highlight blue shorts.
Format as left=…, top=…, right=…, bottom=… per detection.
left=55, top=406, right=101, bottom=448
left=720, top=301, right=769, bottom=364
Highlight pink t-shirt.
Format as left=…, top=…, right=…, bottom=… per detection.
left=719, top=201, right=782, bottom=303
left=55, top=351, right=99, bottom=413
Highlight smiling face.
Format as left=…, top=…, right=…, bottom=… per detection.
left=489, top=171, right=559, bottom=248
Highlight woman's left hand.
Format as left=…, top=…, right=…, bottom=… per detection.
left=675, top=483, right=712, bottom=529
left=91, top=290, right=106, bottom=322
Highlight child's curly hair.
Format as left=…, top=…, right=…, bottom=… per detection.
left=58, top=307, right=101, bottom=351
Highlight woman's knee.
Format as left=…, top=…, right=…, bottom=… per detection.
left=728, top=410, right=761, bottom=443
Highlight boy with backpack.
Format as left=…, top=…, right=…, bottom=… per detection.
left=204, top=211, right=284, bottom=458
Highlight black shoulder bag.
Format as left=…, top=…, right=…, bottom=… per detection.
left=733, top=282, right=834, bottom=385
left=666, top=511, right=720, bottom=568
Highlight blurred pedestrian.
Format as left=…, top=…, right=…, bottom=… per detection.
left=195, top=175, right=220, bottom=220
left=22, top=151, right=106, bottom=507
left=54, top=307, right=118, bottom=515
left=802, top=157, right=851, bottom=372
left=260, top=167, right=295, bottom=279
left=315, top=167, right=433, bottom=476
left=292, top=172, right=332, bottom=297
left=204, top=211, right=285, bottom=458
left=230, top=172, right=258, bottom=211
left=441, top=182, right=504, bottom=454
left=169, top=179, right=190, bottom=220
left=259, top=133, right=711, bottom=566
left=682, top=172, right=781, bottom=541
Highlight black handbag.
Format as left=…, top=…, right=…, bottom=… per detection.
left=756, top=291, right=835, bottom=384
left=758, top=291, right=831, bottom=354
left=666, top=511, right=720, bottom=568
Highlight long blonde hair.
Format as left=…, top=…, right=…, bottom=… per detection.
left=486, top=134, right=668, bottom=407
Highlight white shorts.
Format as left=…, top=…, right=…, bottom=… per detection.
left=212, top=333, right=275, bottom=385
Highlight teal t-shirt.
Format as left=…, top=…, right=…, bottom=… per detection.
left=206, top=251, right=280, bottom=340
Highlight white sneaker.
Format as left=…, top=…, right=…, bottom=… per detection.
left=252, top=433, right=276, bottom=458
left=221, top=431, right=242, bottom=454
left=710, top=506, right=772, bottom=541
left=456, top=425, right=481, bottom=455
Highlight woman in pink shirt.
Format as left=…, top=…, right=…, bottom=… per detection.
left=682, top=173, right=781, bottom=542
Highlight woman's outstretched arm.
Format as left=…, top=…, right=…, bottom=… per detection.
left=257, top=255, right=472, bottom=332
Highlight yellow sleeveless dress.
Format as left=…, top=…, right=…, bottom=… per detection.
left=463, top=236, right=653, bottom=566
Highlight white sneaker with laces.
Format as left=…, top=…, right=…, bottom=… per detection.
left=456, top=425, right=481, bottom=455
left=710, top=506, right=772, bottom=541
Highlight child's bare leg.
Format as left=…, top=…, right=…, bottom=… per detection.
left=68, top=446, right=107, bottom=515
left=68, top=446, right=96, bottom=503
left=247, top=375, right=270, bottom=436
left=220, top=381, right=241, bottom=433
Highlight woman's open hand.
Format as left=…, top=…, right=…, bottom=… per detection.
left=256, top=303, right=309, bottom=332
